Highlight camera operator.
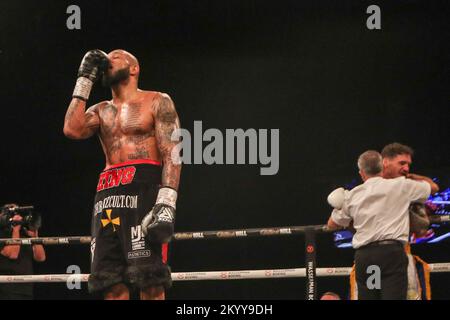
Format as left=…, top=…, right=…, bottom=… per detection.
left=0, top=204, right=46, bottom=300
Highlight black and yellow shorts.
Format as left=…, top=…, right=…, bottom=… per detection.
left=89, top=160, right=171, bottom=293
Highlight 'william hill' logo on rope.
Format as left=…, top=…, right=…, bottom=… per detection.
left=97, top=166, right=136, bottom=192
left=101, top=209, right=121, bottom=232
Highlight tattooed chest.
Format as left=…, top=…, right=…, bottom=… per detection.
left=99, top=103, right=155, bottom=136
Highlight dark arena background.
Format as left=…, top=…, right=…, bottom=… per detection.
left=0, top=0, right=449, bottom=300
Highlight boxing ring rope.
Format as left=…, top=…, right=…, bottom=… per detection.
left=0, top=217, right=449, bottom=299
left=1, top=214, right=448, bottom=245
left=2, top=263, right=450, bottom=284
left=0, top=224, right=328, bottom=245
left=430, top=215, right=450, bottom=223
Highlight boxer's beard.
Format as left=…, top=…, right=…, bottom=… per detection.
left=102, top=67, right=130, bottom=87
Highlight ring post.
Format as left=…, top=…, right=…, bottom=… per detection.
left=305, top=227, right=317, bottom=300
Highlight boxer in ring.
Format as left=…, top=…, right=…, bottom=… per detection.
left=64, top=49, right=181, bottom=300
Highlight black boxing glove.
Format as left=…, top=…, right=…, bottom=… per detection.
left=141, top=187, right=177, bottom=243
left=72, top=50, right=109, bottom=101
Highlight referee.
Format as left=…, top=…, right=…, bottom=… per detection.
left=326, top=150, right=433, bottom=300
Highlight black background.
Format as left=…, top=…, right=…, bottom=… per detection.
left=0, top=0, right=449, bottom=299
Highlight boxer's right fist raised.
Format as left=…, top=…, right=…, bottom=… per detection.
left=73, top=50, right=109, bottom=101
left=77, top=50, right=109, bottom=82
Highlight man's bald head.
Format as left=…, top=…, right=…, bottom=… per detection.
left=109, top=49, right=139, bottom=68
left=103, top=49, right=140, bottom=87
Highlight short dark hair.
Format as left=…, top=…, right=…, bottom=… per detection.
left=358, top=150, right=383, bottom=176
left=381, top=142, right=414, bottom=159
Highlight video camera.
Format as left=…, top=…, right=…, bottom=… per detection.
left=0, top=204, right=42, bottom=231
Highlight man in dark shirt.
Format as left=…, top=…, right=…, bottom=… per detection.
left=0, top=207, right=46, bottom=300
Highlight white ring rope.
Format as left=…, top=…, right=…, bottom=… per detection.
left=1, top=263, right=449, bottom=283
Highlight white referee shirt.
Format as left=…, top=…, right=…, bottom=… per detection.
left=331, top=176, right=431, bottom=249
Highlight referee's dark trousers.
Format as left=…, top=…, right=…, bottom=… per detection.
left=355, top=240, right=408, bottom=300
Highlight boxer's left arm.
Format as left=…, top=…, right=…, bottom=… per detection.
left=141, top=93, right=181, bottom=242
left=154, top=93, right=181, bottom=190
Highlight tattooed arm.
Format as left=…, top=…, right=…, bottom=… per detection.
left=64, top=50, right=108, bottom=139
left=63, top=99, right=102, bottom=139
left=141, top=93, right=180, bottom=242
left=154, top=93, right=181, bottom=190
